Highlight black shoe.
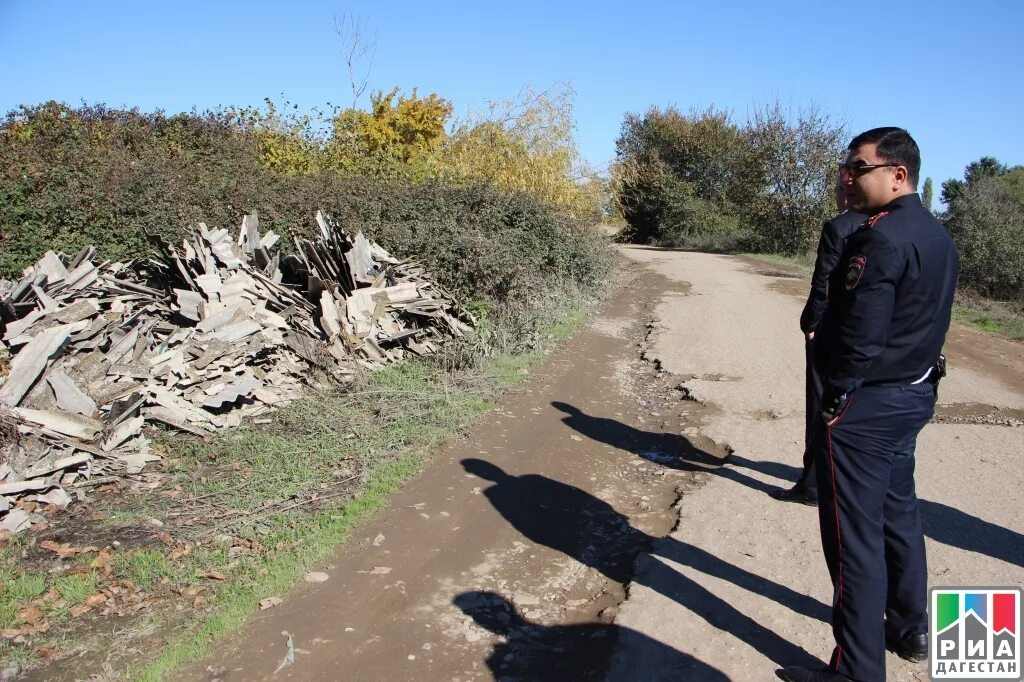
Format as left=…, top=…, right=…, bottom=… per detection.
left=768, top=486, right=818, bottom=506
left=777, top=666, right=853, bottom=682
left=886, top=632, right=928, bottom=662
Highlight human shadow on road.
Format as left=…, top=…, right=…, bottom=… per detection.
left=550, top=401, right=801, bottom=495
left=461, top=459, right=827, bottom=670
left=557, top=401, right=1024, bottom=565
left=454, top=590, right=729, bottom=681
left=551, top=401, right=1024, bottom=570
left=919, top=499, right=1024, bottom=567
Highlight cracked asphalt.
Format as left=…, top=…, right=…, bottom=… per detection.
left=608, top=248, right=1023, bottom=682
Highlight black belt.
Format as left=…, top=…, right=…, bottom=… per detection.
left=862, top=355, right=946, bottom=389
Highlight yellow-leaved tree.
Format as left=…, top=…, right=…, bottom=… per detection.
left=225, top=99, right=325, bottom=175
left=328, top=88, right=453, bottom=175
left=436, top=85, right=601, bottom=219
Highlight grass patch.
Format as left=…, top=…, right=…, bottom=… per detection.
left=3, top=573, right=47, bottom=605
left=167, top=361, right=496, bottom=524
left=741, top=251, right=814, bottom=275
left=0, top=572, right=47, bottom=628
left=113, top=550, right=173, bottom=591
left=550, top=305, right=588, bottom=342
left=53, top=573, right=97, bottom=609
left=0, top=641, right=36, bottom=673
left=744, top=253, right=1024, bottom=343
left=952, top=297, right=1024, bottom=342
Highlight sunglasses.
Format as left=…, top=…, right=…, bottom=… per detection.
left=838, top=162, right=900, bottom=177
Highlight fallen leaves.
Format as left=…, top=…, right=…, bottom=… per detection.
left=59, top=564, right=94, bottom=577
left=89, top=547, right=113, bottom=570
left=17, top=605, right=45, bottom=626
left=34, top=644, right=59, bottom=664
left=167, top=543, right=192, bottom=561
left=0, top=621, right=50, bottom=640
left=38, top=540, right=98, bottom=559
left=84, top=594, right=107, bottom=609
left=162, top=486, right=184, bottom=499
left=37, top=589, right=61, bottom=607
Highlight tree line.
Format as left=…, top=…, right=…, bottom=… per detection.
left=611, top=103, right=843, bottom=254
left=941, top=157, right=1024, bottom=300
left=611, top=105, right=1024, bottom=302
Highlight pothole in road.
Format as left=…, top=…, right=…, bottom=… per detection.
left=757, top=268, right=804, bottom=279
left=933, top=402, right=1024, bottom=427
left=693, top=373, right=741, bottom=382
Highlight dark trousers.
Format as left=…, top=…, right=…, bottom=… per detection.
left=797, top=338, right=823, bottom=495
left=813, top=382, right=933, bottom=682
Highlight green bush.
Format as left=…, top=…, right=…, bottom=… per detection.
left=656, top=192, right=748, bottom=251
left=317, top=179, right=611, bottom=306
left=945, top=177, right=1024, bottom=301
left=611, top=102, right=843, bottom=255
left=740, top=103, right=842, bottom=254
left=612, top=106, right=748, bottom=245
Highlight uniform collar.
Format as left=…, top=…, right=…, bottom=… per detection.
left=874, top=192, right=922, bottom=215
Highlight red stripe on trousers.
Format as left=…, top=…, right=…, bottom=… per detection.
left=827, top=422, right=846, bottom=668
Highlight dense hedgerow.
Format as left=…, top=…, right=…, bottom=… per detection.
left=0, top=102, right=610, bottom=318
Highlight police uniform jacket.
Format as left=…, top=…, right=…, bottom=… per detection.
left=814, top=193, right=958, bottom=398
left=800, top=210, right=868, bottom=334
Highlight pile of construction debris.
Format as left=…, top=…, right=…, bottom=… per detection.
left=0, top=212, right=473, bottom=535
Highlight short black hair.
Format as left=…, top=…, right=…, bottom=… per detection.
left=848, top=127, right=921, bottom=189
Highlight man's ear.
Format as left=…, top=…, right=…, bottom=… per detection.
left=892, top=165, right=909, bottom=190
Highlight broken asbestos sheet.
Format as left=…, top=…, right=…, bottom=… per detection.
left=0, top=211, right=474, bottom=535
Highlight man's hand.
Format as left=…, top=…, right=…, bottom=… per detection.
left=821, top=388, right=849, bottom=426
left=806, top=331, right=815, bottom=341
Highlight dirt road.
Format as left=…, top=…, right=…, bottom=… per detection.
left=185, top=260, right=714, bottom=681
left=186, top=248, right=1023, bottom=681
left=608, top=249, right=1024, bottom=681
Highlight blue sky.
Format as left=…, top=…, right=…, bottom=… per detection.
left=1, top=0, right=1021, bottom=197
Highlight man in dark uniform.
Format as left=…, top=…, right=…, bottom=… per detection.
left=780, top=128, right=958, bottom=682
left=769, top=177, right=866, bottom=506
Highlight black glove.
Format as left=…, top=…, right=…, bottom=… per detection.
left=821, top=387, right=850, bottom=426
left=930, top=354, right=947, bottom=398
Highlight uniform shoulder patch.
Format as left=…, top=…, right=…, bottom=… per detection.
left=861, top=210, right=890, bottom=230
left=845, top=255, right=867, bottom=290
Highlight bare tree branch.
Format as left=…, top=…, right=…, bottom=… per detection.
left=334, top=11, right=377, bottom=111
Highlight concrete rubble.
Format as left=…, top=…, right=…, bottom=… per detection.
left=0, top=212, right=473, bottom=535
